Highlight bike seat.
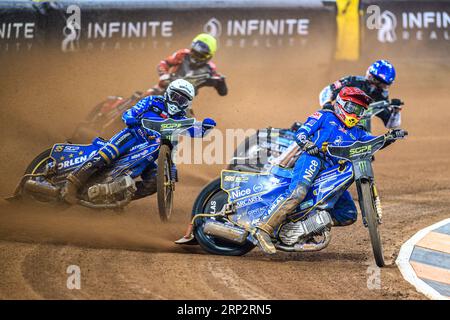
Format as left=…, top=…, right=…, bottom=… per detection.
left=270, top=165, right=293, bottom=179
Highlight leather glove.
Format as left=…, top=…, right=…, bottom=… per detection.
left=202, top=118, right=216, bottom=131
left=387, top=129, right=408, bottom=140
left=299, top=140, right=320, bottom=156
left=390, top=98, right=403, bottom=112
left=391, top=98, right=403, bottom=106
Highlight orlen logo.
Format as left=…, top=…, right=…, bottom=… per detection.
left=231, top=188, right=251, bottom=199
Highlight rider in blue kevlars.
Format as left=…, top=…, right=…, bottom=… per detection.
left=62, top=79, right=216, bottom=204
left=319, top=60, right=402, bottom=129
left=254, top=87, right=406, bottom=254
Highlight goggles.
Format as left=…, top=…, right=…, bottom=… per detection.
left=342, top=101, right=366, bottom=117
left=168, top=90, right=191, bottom=109
left=370, top=74, right=390, bottom=89
left=191, top=42, right=211, bottom=63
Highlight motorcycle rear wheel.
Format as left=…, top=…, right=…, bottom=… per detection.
left=192, top=178, right=255, bottom=256
left=360, top=181, right=385, bottom=267
left=156, top=144, right=174, bottom=222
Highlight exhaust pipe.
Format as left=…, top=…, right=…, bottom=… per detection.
left=203, top=220, right=248, bottom=244
left=23, top=180, right=60, bottom=198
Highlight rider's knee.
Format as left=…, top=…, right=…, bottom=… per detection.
left=291, top=183, right=309, bottom=200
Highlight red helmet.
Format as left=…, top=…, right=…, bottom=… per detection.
left=334, top=87, right=373, bottom=128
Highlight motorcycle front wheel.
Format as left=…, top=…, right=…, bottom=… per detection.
left=359, top=180, right=385, bottom=267
left=156, top=144, right=174, bottom=222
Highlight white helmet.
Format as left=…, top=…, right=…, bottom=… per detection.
left=164, top=79, right=195, bottom=115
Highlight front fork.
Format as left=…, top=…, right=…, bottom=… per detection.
left=356, top=179, right=383, bottom=227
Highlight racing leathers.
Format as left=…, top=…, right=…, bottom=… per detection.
left=256, top=110, right=377, bottom=253
left=319, top=76, right=401, bottom=129
left=63, top=95, right=215, bottom=204
left=154, top=49, right=228, bottom=96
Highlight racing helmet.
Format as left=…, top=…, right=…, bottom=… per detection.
left=366, top=60, right=396, bottom=88
left=334, top=87, right=373, bottom=128
left=189, top=33, right=217, bottom=66
left=164, top=79, right=195, bottom=115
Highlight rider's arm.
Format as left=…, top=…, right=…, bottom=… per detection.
left=294, top=111, right=325, bottom=146
left=385, top=111, right=401, bottom=128
left=156, top=49, right=188, bottom=76
left=207, top=62, right=228, bottom=96
left=122, top=96, right=151, bottom=126
left=319, top=77, right=352, bottom=108
left=169, top=113, right=215, bottom=138
left=357, top=127, right=378, bottom=142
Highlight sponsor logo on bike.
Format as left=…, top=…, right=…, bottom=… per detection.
left=63, top=145, right=80, bottom=152
left=247, top=207, right=266, bottom=217
left=57, top=155, right=88, bottom=170
left=161, top=123, right=182, bottom=130
left=231, top=188, right=251, bottom=199
left=253, top=184, right=264, bottom=193
left=358, top=161, right=369, bottom=173
left=349, top=145, right=372, bottom=157
left=235, top=195, right=262, bottom=208
left=130, top=149, right=149, bottom=160
left=267, top=194, right=285, bottom=216
left=223, top=175, right=249, bottom=183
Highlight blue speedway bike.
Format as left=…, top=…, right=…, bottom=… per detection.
left=190, top=129, right=406, bottom=267
left=9, top=118, right=200, bottom=222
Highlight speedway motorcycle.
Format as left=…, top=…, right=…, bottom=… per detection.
left=9, top=118, right=201, bottom=222
left=71, top=72, right=221, bottom=142
left=228, top=99, right=404, bottom=173
left=188, top=130, right=406, bottom=267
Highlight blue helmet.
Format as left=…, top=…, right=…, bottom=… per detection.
left=367, top=60, right=396, bottom=85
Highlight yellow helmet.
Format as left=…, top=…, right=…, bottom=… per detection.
left=190, top=33, right=217, bottom=65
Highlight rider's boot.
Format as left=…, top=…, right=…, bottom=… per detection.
left=256, top=184, right=308, bottom=254
left=61, top=154, right=108, bottom=204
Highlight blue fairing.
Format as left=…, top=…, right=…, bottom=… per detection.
left=49, top=137, right=160, bottom=179
left=220, top=162, right=353, bottom=228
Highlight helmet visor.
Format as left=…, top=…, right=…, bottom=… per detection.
left=191, top=49, right=211, bottom=63
left=168, top=90, right=191, bottom=109
left=343, top=101, right=366, bottom=117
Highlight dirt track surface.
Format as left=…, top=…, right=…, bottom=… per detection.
left=0, top=43, right=449, bottom=299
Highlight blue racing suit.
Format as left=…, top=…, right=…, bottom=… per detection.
left=258, top=110, right=377, bottom=235
left=65, top=95, right=213, bottom=201
left=99, top=95, right=209, bottom=166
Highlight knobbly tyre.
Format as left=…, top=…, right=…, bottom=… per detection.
left=185, top=129, right=407, bottom=267
left=71, top=72, right=223, bottom=143
left=228, top=99, right=404, bottom=173
left=8, top=118, right=201, bottom=222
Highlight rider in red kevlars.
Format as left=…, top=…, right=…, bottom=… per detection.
left=149, top=33, right=228, bottom=97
